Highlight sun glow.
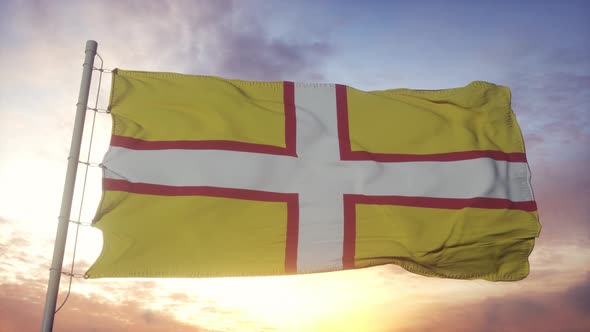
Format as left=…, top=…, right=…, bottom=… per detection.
left=140, top=269, right=415, bottom=332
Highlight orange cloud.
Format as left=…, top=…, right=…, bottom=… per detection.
left=0, top=282, right=210, bottom=332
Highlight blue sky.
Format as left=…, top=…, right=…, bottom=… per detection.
left=0, top=1, right=589, bottom=331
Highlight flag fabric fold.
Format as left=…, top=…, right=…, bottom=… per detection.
left=86, top=69, right=540, bottom=281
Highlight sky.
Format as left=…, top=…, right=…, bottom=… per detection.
left=0, top=0, right=589, bottom=331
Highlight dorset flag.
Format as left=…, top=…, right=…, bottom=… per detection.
left=86, top=69, right=541, bottom=281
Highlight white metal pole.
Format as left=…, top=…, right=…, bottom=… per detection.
left=40, top=40, right=98, bottom=332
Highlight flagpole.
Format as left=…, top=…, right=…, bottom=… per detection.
left=40, top=40, right=98, bottom=332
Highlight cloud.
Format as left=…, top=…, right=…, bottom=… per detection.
left=490, top=45, right=590, bottom=160
left=564, top=273, right=590, bottom=314
left=1, top=0, right=334, bottom=100
left=0, top=233, right=40, bottom=272
left=402, top=276, right=590, bottom=332
left=104, top=0, right=334, bottom=81
left=0, top=282, right=211, bottom=332
left=528, top=158, right=590, bottom=245
left=215, top=31, right=332, bottom=81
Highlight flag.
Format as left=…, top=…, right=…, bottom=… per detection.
left=86, top=69, right=541, bottom=281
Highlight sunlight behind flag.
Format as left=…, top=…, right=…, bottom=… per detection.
left=86, top=69, right=540, bottom=281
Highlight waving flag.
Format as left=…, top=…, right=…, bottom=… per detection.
left=86, top=69, right=540, bottom=281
